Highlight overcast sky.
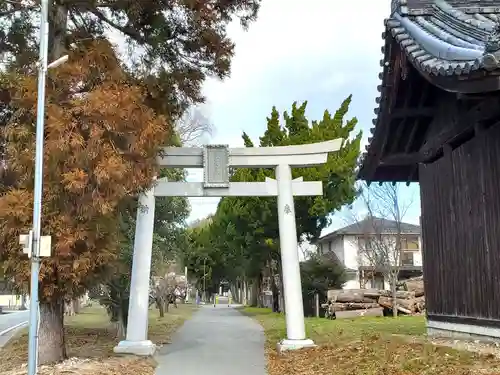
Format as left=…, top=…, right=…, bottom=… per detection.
left=187, top=0, right=421, bottom=234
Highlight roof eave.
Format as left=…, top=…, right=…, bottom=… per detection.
left=360, top=1, right=500, bottom=182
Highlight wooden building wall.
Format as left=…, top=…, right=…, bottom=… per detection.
left=419, top=124, right=500, bottom=327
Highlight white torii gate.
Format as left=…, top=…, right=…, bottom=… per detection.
left=113, top=139, right=343, bottom=355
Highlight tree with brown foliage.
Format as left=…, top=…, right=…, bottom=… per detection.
left=0, top=40, right=170, bottom=364
left=0, top=0, right=261, bottom=365
left=0, top=0, right=261, bottom=116
left=0, top=0, right=261, bottom=189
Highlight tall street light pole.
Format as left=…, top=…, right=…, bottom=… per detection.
left=27, top=0, right=49, bottom=372
left=27, top=1, right=68, bottom=373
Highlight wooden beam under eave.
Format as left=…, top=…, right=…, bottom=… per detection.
left=386, top=72, right=420, bottom=157
left=418, top=97, right=500, bottom=162
left=404, top=81, right=432, bottom=155
left=380, top=152, right=421, bottom=166
left=363, top=39, right=401, bottom=180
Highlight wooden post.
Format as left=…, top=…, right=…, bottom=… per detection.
left=314, top=293, right=320, bottom=318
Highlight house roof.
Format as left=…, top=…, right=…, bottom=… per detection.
left=388, top=1, right=500, bottom=77
left=316, top=216, right=421, bottom=244
left=357, top=0, right=500, bottom=183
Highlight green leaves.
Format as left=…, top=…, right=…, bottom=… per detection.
left=300, top=255, right=347, bottom=297
left=186, top=97, right=361, bottom=287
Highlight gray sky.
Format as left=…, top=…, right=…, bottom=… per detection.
left=187, top=0, right=422, bottom=232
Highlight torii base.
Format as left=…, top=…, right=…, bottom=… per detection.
left=276, top=338, right=316, bottom=353
left=113, top=340, right=156, bottom=356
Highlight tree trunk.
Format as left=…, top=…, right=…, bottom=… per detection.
left=20, top=294, right=27, bottom=310
left=64, top=301, right=74, bottom=316
left=257, top=273, right=264, bottom=308
left=242, top=277, right=248, bottom=305
left=72, top=298, right=81, bottom=314
left=271, top=273, right=279, bottom=313
left=278, top=274, right=285, bottom=313
left=156, top=297, right=165, bottom=317
left=120, top=297, right=130, bottom=330
left=378, top=296, right=416, bottom=312
left=230, top=285, right=238, bottom=303
left=39, top=299, right=66, bottom=365
left=244, top=279, right=249, bottom=306
left=236, top=281, right=241, bottom=304
left=238, top=279, right=242, bottom=304
left=116, top=313, right=126, bottom=339
left=250, top=279, right=258, bottom=307
left=332, top=302, right=380, bottom=311
left=49, top=4, right=69, bottom=61
left=165, top=297, right=170, bottom=313
left=314, top=293, right=320, bottom=317
left=391, top=273, right=398, bottom=317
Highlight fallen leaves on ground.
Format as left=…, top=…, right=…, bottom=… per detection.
left=5, top=356, right=156, bottom=375
left=242, top=308, right=500, bottom=375
left=267, top=336, right=500, bottom=375
left=0, top=304, right=196, bottom=375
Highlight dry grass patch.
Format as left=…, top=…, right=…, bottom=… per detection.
left=243, top=307, right=500, bottom=375
left=1, top=303, right=196, bottom=375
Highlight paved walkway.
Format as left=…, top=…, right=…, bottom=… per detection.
left=0, top=310, right=29, bottom=347
left=155, top=305, right=266, bottom=375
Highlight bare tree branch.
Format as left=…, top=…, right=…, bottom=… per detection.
left=89, top=9, right=148, bottom=43
left=299, top=239, right=313, bottom=261
left=175, top=106, right=214, bottom=146
left=0, top=4, right=37, bottom=17
left=345, top=181, right=415, bottom=316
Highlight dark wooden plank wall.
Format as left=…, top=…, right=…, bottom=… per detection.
left=420, top=124, right=500, bottom=325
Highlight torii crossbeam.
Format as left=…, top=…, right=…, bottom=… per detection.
left=114, top=139, right=343, bottom=355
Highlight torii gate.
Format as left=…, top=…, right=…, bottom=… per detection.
left=114, top=139, right=343, bottom=355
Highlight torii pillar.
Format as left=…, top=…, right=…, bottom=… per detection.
left=114, top=139, right=343, bottom=355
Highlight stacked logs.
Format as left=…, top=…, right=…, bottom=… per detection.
left=326, top=276, right=425, bottom=315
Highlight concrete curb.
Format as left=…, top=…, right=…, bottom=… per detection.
left=0, top=321, right=28, bottom=336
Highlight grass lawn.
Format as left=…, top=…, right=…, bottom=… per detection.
left=243, top=307, right=500, bottom=375
left=0, top=303, right=197, bottom=375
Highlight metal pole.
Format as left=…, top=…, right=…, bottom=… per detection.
left=28, top=1, right=50, bottom=373
left=184, top=266, right=188, bottom=303
left=203, top=258, right=206, bottom=302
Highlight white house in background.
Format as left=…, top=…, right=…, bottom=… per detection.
left=315, top=217, right=422, bottom=290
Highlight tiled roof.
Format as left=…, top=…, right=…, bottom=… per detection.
left=316, top=217, right=421, bottom=243
left=386, top=1, right=500, bottom=76
left=360, top=0, right=500, bottom=175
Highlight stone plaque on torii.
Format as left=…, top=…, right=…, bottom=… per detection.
left=114, top=139, right=343, bottom=355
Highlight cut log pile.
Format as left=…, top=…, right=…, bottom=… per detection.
left=326, top=276, right=425, bottom=315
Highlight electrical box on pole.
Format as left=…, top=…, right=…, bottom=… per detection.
left=19, top=232, right=52, bottom=257
left=19, top=231, right=32, bottom=255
